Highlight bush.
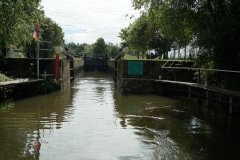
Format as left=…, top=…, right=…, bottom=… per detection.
left=0, top=73, right=12, bottom=82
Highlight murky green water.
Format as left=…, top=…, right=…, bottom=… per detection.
left=0, top=72, right=240, bottom=160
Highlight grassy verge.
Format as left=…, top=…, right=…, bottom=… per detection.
left=0, top=73, right=12, bottom=82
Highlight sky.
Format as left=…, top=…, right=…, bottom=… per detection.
left=41, top=0, right=139, bottom=45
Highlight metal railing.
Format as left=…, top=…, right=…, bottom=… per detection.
left=161, top=66, right=240, bottom=91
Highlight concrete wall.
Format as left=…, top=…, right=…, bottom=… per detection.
left=73, top=58, right=84, bottom=76
left=73, top=58, right=84, bottom=70
left=0, top=58, right=55, bottom=78
left=117, top=59, right=195, bottom=81
left=60, top=58, right=70, bottom=82
left=116, top=59, right=195, bottom=92
left=0, top=58, right=75, bottom=82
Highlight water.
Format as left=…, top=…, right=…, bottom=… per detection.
left=0, top=72, right=240, bottom=160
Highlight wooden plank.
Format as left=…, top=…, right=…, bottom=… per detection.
left=159, top=80, right=196, bottom=86
left=159, top=79, right=240, bottom=97
left=161, top=66, right=240, bottom=74
left=0, top=79, right=44, bottom=86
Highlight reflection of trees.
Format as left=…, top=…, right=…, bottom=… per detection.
left=113, top=92, right=236, bottom=159
left=0, top=85, right=75, bottom=160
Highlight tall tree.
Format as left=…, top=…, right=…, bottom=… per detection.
left=131, top=0, right=240, bottom=69
left=0, top=0, right=42, bottom=55
left=92, top=38, right=107, bottom=57
left=26, top=16, right=64, bottom=57
left=41, top=17, right=64, bottom=46
left=106, top=43, right=120, bottom=57
left=119, top=14, right=171, bottom=59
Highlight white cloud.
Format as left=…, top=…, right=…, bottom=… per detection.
left=41, top=0, right=139, bottom=44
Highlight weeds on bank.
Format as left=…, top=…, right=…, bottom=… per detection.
left=0, top=73, right=12, bottom=82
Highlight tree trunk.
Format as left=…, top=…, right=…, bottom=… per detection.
left=0, top=42, right=7, bottom=57
left=184, top=46, right=187, bottom=59
left=178, top=47, right=180, bottom=59
left=173, top=49, right=176, bottom=59
left=141, top=52, right=144, bottom=59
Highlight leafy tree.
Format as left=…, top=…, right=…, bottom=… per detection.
left=0, top=0, right=42, bottom=55
left=106, top=43, right=120, bottom=57
left=65, top=42, right=95, bottom=57
left=119, top=16, right=149, bottom=59
left=119, top=14, right=171, bottom=59
left=131, top=0, right=240, bottom=69
left=26, top=16, right=64, bottom=57
left=92, top=38, right=107, bottom=57
left=41, top=17, right=64, bottom=46
left=119, top=28, right=129, bottom=48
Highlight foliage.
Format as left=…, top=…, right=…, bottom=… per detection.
left=92, top=38, right=108, bottom=57
left=119, top=14, right=172, bottom=58
left=0, top=0, right=42, bottom=54
left=41, top=17, right=64, bottom=46
left=130, top=0, right=240, bottom=69
left=66, top=41, right=119, bottom=58
left=0, top=73, right=12, bottom=82
left=66, top=42, right=93, bottom=57
left=25, top=16, right=64, bottom=58
left=106, top=43, right=120, bottom=58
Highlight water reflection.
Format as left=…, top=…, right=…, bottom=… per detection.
left=0, top=73, right=240, bottom=159
left=0, top=83, right=74, bottom=160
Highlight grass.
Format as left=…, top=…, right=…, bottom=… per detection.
left=0, top=73, right=12, bottom=82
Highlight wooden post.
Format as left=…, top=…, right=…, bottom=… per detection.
left=229, top=96, right=233, bottom=114
left=205, top=90, right=209, bottom=106
left=218, top=94, right=222, bottom=108
left=188, top=86, right=191, bottom=100
left=44, top=71, right=47, bottom=93
left=198, top=69, right=201, bottom=83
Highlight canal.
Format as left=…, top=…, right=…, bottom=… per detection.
left=0, top=72, right=240, bottom=160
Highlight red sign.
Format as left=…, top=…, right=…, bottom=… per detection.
left=55, top=53, right=60, bottom=80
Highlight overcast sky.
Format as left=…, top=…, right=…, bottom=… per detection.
left=41, top=0, right=139, bottom=44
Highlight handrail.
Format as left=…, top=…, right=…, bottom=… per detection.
left=161, top=66, right=240, bottom=74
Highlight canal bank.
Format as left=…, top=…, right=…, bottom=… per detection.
left=0, top=57, right=84, bottom=100
left=112, top=59, right=240, bottom=114
left=0, top=72, right=240, bottom=159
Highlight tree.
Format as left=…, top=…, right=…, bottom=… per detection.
left=106, top=43, right=120, bottom=58
left=119, top=14, right=171, bottom=59
left=131, top=0, right=240, bottom=69
left=0, top=0, right=42, bottom=55
left=119, top=16, right=149, bottom=59
left=119, top=28, right=129, bottom=48
left=25, top=16, right=64, bottom=58
left=92, top=38, right=107, bottom=57
left=41, top=17, right=64, bottom=46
